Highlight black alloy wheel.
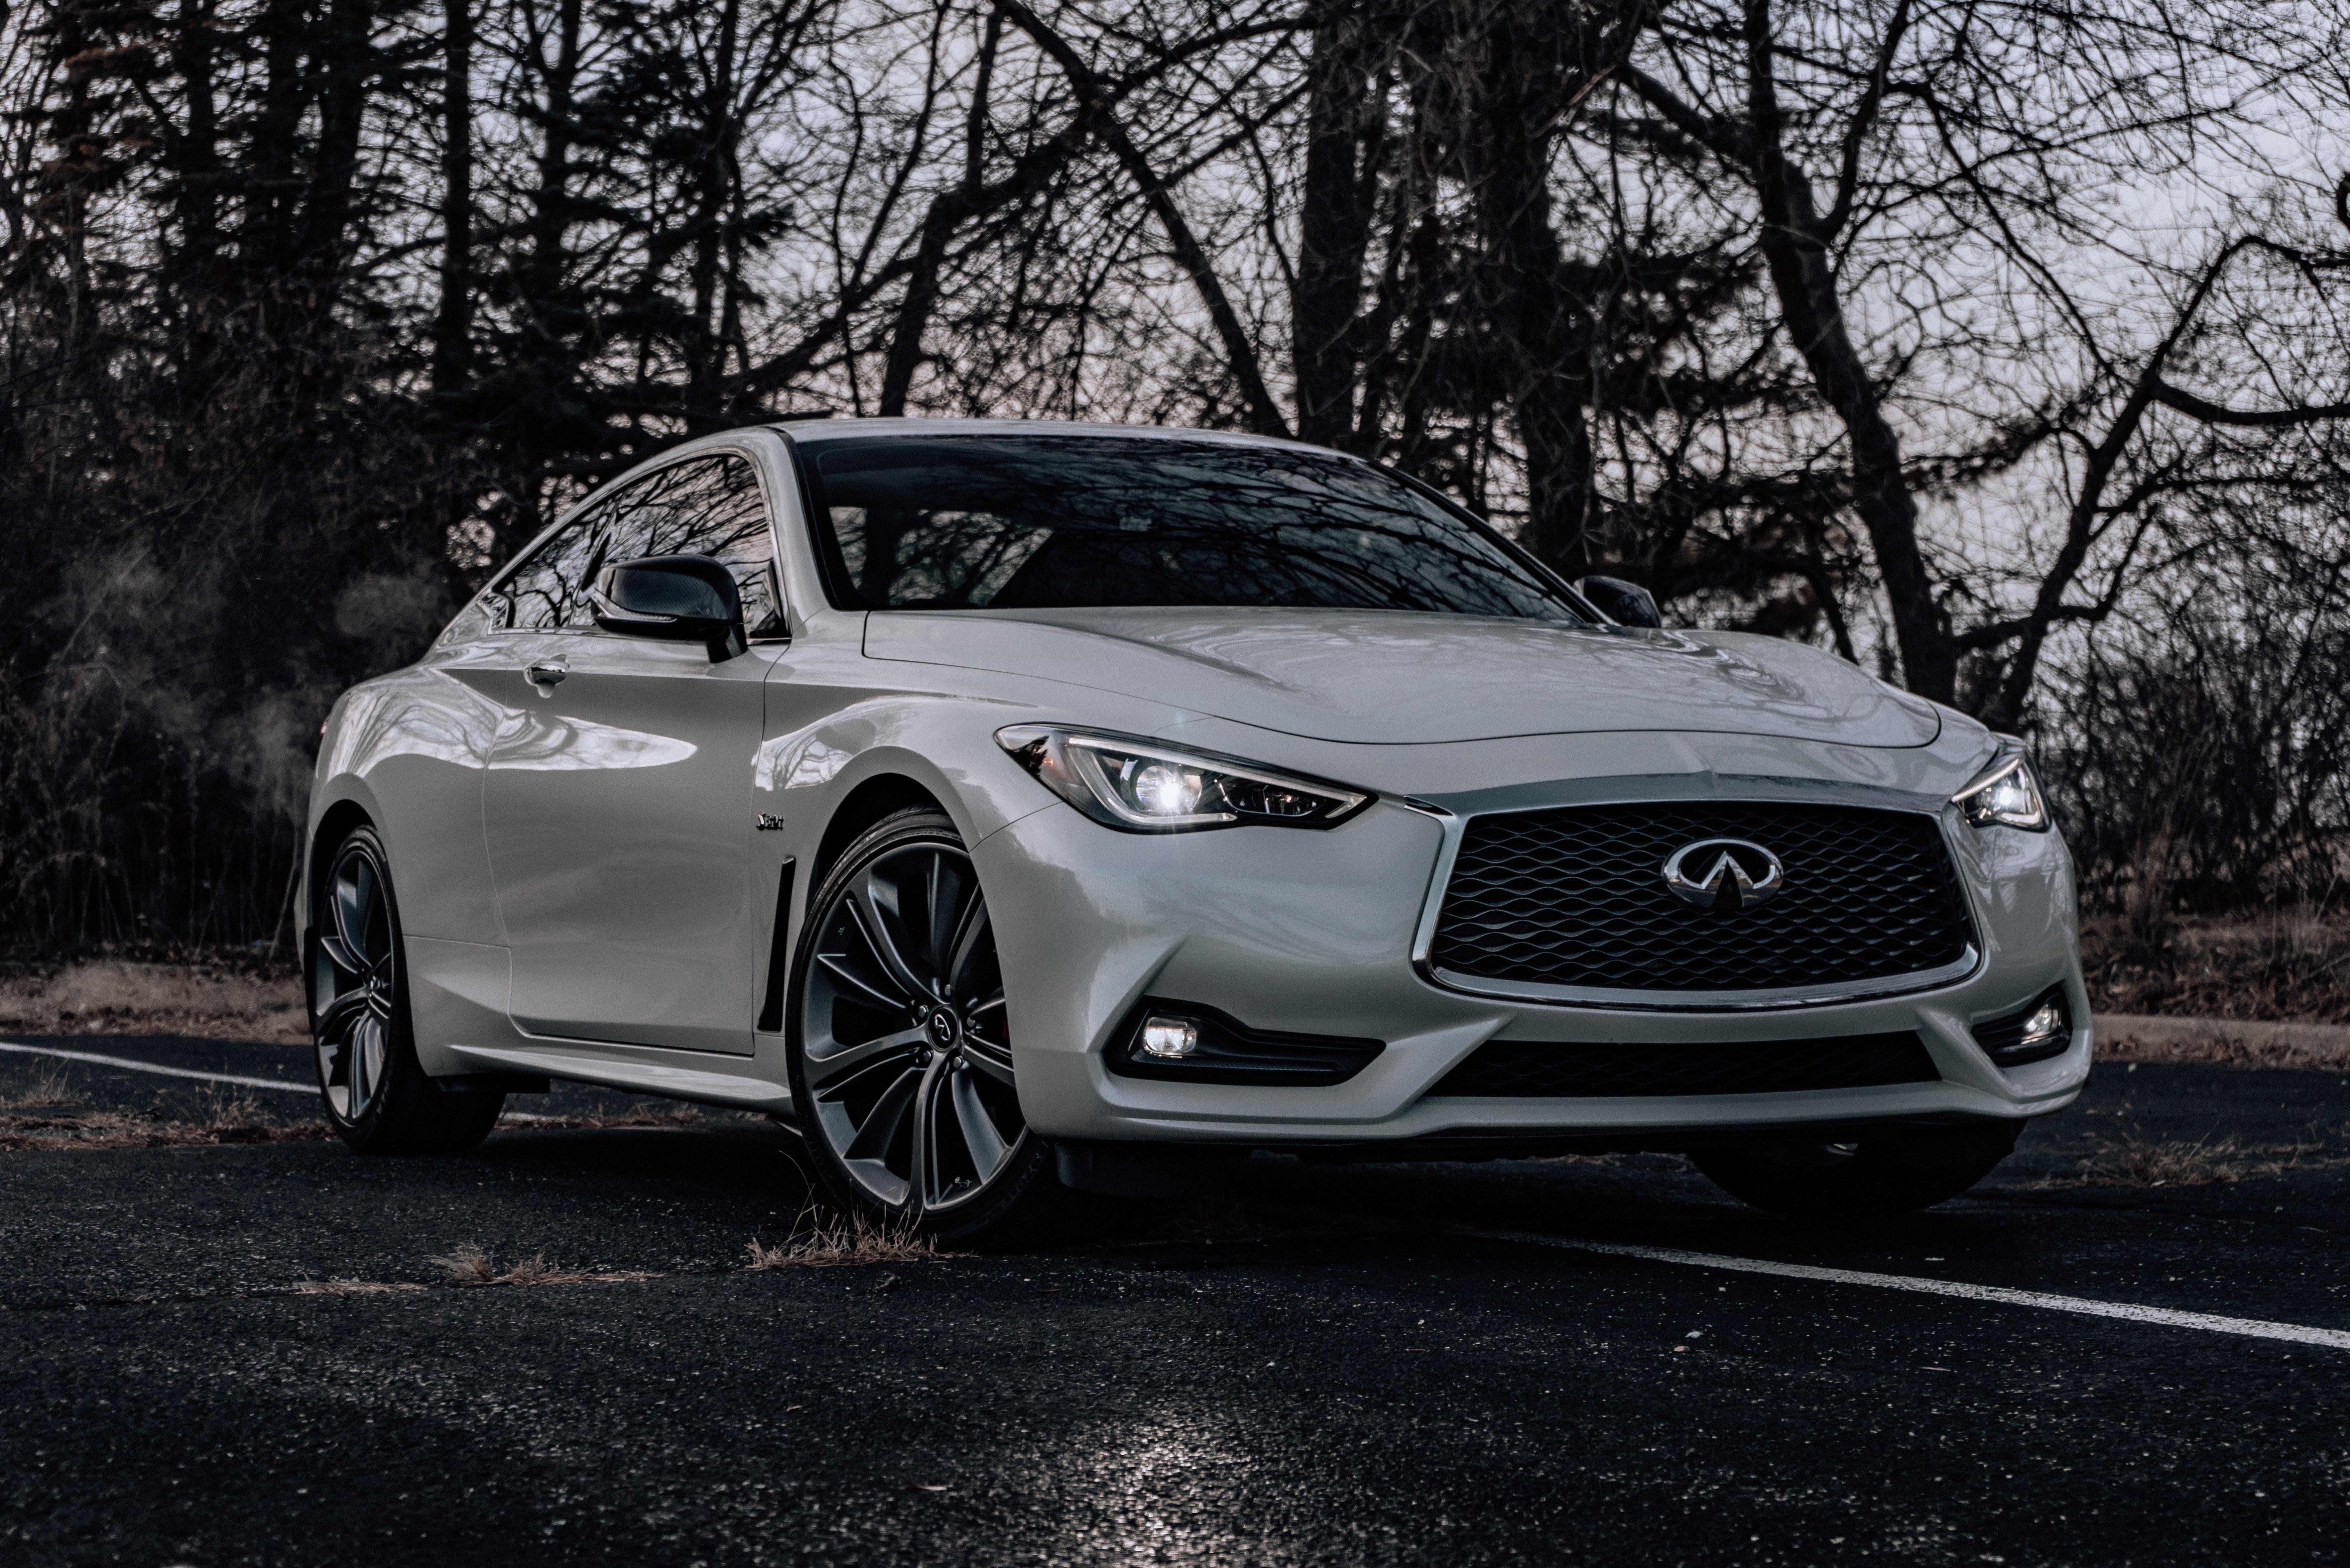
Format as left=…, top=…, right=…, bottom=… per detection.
left=788, top=808, right=1063, bottom=1242
left=313, top=835, right=398, bottom=1124
left=307, top=825, right=504, bottom=1154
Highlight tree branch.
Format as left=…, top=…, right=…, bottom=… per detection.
left=997, top=0, right=1289, bottom=437
left=2149, top=381, right=2350, bottom=428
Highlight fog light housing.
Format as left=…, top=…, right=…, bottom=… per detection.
left=1973, top=987, right=2073, bottom=1069
left=1107, top=1000, right=1385, bottom=1085
left=1141, top=1016, right=1199, bottom=1058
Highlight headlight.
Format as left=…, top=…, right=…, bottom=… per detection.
left=995, top=726, right=1372, bottom=833
left=1952, top=746, right=2049, bottom=831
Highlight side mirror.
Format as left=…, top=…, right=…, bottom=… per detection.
left=591, top=554, right=747, bottom=661
left=1576, top=574, right=1662, bottom=630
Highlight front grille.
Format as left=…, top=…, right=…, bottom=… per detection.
left=1430, top=800, right=1975, bottom=995
left=1425, top=1032, right=1940, bottom=1097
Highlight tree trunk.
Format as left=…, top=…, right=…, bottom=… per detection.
left=1472, top=0, right=1597, bottom=575
left=432, top=0, right=474, bottom=396
left=1293, top=0, right=1380, bottom=450
left=1738, top=0, right=1952, bottom=699
left=684, top=0, right=740, bottom=429
left=299, top=0, right=373, bottom=280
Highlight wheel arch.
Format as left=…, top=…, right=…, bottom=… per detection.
left=809, top=772, right=949, bottom=889
left=300, top=794, right=379, bottom=942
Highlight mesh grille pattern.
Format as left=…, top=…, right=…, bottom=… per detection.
left=1431, top=801, right=1974, bottom=993
left=1426, top=1033, right=1939, bottom=1097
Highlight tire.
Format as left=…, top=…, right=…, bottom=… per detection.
left=786, top=807, right=1069, bottom=1246
left=1692, top=1131, right=2015, bottom=1219
left=308, top=825, right=505, bottom=1155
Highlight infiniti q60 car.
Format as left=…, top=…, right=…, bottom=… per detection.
left=303, top=419, right=2085, bottom=1240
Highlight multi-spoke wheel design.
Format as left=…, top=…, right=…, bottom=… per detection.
left=305, top=824, right=504, bottom=1154
left=312, top=835, right=398, bottom=1124
left=796, top=825, right=1028, bottom=1219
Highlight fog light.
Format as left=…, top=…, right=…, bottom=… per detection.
left=1975, top=987, right=2072, bottom=1069
left=2018, top=997, right=2065, bottom=1047
left=1141, top=1016, right=1199, bottom=1058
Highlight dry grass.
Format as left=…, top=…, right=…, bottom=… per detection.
left=0, top=1057, right=329, bottom=1151
left=2037, top=1125, right=2350, bottom=1188
left=0, top=1094, right=329, bottom=1151
left=293, top=1279, right=430, bottom=1296
left=0, top=959, right=308, bottom=1042
left=496, top=1103, right=710, bottom=1131
left=428, top=1241, right=661, bottom=1287
left=0, top=1059, right=73, bottom=1110
left=2084, top=909, right=2350, bottom=1025
left=744, top=1207, right=943, bottom=1269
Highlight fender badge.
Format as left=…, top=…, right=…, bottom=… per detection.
left=755, top=813, right=786, bottom=832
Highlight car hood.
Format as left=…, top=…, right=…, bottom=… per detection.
left=862, top=608, right=1942, bottom=747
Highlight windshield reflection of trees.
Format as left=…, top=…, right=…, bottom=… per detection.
left=813, top=441, right=1577, bottom=619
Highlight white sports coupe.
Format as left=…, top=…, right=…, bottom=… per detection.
left=304, top=419, right=2086, bottom=1240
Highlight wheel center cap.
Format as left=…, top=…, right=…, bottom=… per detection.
left=925, top=1009, right=959, bottom=1050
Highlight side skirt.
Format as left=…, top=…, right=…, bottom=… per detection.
left=445, top=1043, right=793, bottom=1114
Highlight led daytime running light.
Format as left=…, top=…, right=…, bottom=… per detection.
left=996, top=726, right=1371, bottom=834
left=1952, top=748, right=2049, bottom=832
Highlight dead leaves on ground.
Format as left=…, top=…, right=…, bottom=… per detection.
left=0, top=1092, right=330, bottom=1151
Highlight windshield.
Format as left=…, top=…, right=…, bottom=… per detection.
left=791, top=434, right=1583, bottom=620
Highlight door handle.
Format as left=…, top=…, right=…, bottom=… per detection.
left=526, top=661, right=567, bottom=687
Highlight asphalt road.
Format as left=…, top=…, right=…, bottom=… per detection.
left=4, top=1036, right=2349, bottom=1566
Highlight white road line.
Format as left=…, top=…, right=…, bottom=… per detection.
left=1462, top=1229, right=2350, bottom=1352
left=0, top=1039, right=312, bottom=1095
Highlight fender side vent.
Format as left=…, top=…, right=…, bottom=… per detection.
left=754, top=858, right=796, bottom=1034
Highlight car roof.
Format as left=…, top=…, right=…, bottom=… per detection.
left=765, top=415, right=1336, bottom=457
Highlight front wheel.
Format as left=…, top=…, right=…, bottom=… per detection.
left=786, top=808, right=1067, bottom=1246
left=1693, top=1133, right=2014, bottom=1219
left=308, top=825, right=504, bottom=1154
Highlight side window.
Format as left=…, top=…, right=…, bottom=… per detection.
left=603, top=454, right=785, bottom=637
left=499, top=503, right=610, bottom=632
left=493, top=453, right=783, bottom=636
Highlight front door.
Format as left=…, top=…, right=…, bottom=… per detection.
left=478, top=450, right=789, bottom=1056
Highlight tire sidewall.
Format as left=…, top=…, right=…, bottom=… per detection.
left=784, top=808, right=1061, bottom=1243
left=309, top=825, right=424, bottom=1149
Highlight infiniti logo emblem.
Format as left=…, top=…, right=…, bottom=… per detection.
left=1661, top=839, right=1786, bottom=913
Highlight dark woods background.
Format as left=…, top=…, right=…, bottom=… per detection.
left=4, top=0, right=2350, bottom=955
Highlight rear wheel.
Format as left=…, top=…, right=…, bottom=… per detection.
left=787, top=808, right=1066, bottom=1245
left=1692, top=1132, right=2014, bottom=1219
left=309, top=825, right=504, bottom=1154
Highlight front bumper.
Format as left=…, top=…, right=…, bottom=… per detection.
left=973, top=753, right=2088, bottom=1148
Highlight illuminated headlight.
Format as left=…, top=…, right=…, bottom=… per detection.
left=1952, top=747, right=2049, bottom=831
left=995, top=726, right=1371, bottom=833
